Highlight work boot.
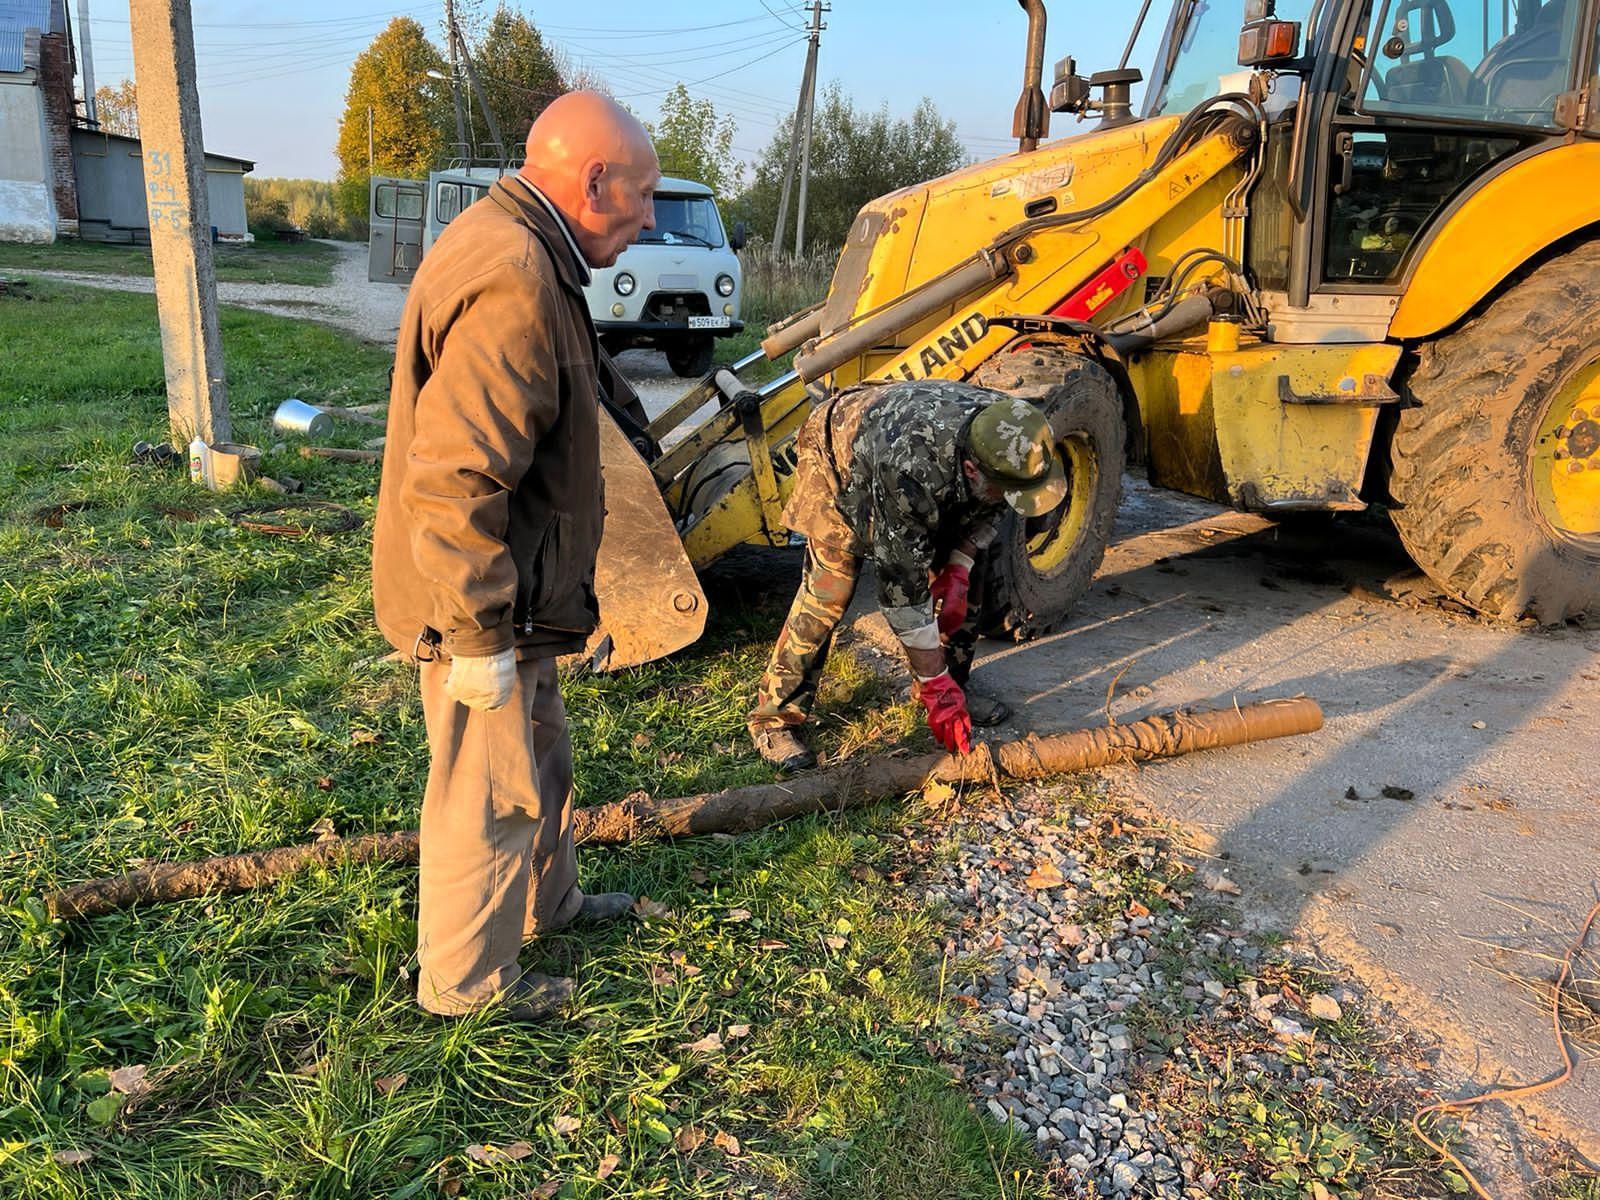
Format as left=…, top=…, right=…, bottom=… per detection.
left=966, top=690, right=1013, bottom=728
left=498, top=972, right=576, bottom=1022
left=751, top=726, right=817, bottom=772
left=576, top=890, right=635, bottom=924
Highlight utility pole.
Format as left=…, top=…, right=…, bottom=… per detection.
left=793, top=0, right=826, bottom=257
left=128, top=0, right=230, bottom=447
left=77, top=0, right=98, bottom=125
left=772, top=32, right=813, bottom=252
left=457, top=37, right=507, bottom=167
left=444, top=0, right=469, bottom=161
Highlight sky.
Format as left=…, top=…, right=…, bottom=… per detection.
left=78, top=0, right=1171, bottom=180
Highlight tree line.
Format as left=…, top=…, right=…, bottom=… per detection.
left=321, top=10, right=967, bottom=254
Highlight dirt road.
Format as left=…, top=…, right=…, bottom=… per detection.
left=853, top=478, right=1599, bottom=1160
left=18, top=241, right=405, bottom=344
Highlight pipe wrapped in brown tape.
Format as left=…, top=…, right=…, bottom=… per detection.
left=47, top=698, right=1322, bottom=919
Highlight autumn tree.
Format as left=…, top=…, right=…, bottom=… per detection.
left=648, top=84, right=741, bottom=192
left=738, top=86, right=967, bottom=254
left=334, top=17, right=449, bottom=223
left=93, top=78, right=138, bottom=136
left=463, top=7, right=566, bottom=159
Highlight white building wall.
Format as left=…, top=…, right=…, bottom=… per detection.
left=0, top=73, right=55, bottom=243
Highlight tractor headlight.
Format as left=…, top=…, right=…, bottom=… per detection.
left=716, top=273, right=736, bottom=297
left=614, top=272, right=636, bottom=297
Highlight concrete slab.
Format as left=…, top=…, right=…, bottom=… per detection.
left=955, top=477, right=1600, bottom=1161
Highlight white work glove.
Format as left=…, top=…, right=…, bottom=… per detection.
left=444, top=649, right=517, bottom=712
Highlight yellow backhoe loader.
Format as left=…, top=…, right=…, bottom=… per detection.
left=593, top=0, right=1600, bottom=670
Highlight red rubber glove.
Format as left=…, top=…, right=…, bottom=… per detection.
left=931, top=561, right=971, bottom=639
left=918, top=672, right=973, bottom=755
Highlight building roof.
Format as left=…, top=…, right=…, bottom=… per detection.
left=73, top=127, right=256, bottom=172
left=0, top=0, right=63, bottom=72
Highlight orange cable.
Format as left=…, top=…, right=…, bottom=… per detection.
left=1411, top=896, right=1600, bottom=1199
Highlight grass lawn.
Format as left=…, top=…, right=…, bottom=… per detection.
left=0, top=282, right=1052, bottom=1199
left=0, top=238, right=340, bottom=287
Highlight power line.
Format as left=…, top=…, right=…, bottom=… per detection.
left=608, top=38, right=806, bottom=99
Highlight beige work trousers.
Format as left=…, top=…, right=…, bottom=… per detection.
left=416, top=655, right=584, bottom=1015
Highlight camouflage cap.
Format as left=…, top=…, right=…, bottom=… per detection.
left=967, top=397, right=1067, bottom=517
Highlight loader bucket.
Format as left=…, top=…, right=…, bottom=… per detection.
left=585, top=407, right=708, bottom=671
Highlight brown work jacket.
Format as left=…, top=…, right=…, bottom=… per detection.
left=371, top=177, right=602, bottom=661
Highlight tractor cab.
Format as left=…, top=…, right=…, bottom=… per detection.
left=1112, top=0, right=1595, bottom=329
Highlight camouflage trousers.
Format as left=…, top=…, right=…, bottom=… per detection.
left=748, top=541, right=986, bottom=734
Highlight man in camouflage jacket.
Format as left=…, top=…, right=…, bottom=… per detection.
left=748, top=379, right=1067, bottom=770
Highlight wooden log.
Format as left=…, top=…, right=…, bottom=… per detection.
left=299, top=446, right=381, bottom=464
left=46, top=698, right=1321, bottom=920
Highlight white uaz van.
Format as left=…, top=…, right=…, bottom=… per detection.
left=591, top=175, right=745, bottom=377
left=370, top=170, right=744, bottom=378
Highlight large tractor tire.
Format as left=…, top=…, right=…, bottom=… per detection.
left=1389, top=243, right=1600, bottom=624
left=969, top=347, right=1126, bottom=640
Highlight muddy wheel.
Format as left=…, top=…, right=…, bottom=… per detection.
left=1389, top=243, right=1600, bottom=624
left=969, top=348, right=1125, bottom=640
left=666, top=336, right=715, bottom=379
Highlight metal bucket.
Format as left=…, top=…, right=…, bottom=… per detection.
left=273, top=398, right=333, bottom=438
left=208, top=443, right=261, bottom=489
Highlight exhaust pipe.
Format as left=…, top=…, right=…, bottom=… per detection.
left=1013, top=0, right=1050, bottom=154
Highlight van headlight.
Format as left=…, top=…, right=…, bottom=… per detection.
left=614, top=272, right=636, bottom=297
left=716, top=273, right=736, bottom=297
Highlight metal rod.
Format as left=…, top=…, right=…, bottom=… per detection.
left=793, top=252, right=1009, bottom=383
left=1119, top=0, right=1156, bottom=70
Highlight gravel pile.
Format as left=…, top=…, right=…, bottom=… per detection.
left=904, top=783, right=1361, bottom=1198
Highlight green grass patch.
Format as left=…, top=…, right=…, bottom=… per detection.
left=0, top=238, right=340, bottom=286
left=0, top=282, right=1051, bottom=1199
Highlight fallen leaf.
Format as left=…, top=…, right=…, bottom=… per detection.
left=109, top=1065, right=149, bottom=1095
left=294, top=1060, right=322, bottom=1077
left=1307, top=994, right=1343, bottom=1022
left=724, top=908, right=752, bottom=923
left=674, top=1125, right=706, bottom=1154
left=315, top=776, right=334, bottom=791
left=680, top=1032, right=723, bottom=1054
left=1125, top=900, right=1151, bottom=919
left=465, top=1140, right=535, bottom=1164
left=374, top=1073, right=407, bottom=1096
left=649, top=966, right=676, bottom=986
left=52, top=1149, right=93, bottom=1166
left=440, top=1175, right=463, bottom=1196
left=530, top=1181, right=560, bottom=1199
left=713, top=1131, right=741, bottom=1156
left=823, top=935, right=847, bottom=951
left=85, top=1093, right=123, bottom=1124
left=922, top=780, right=956, bottom=808
left=552, top=1114, right=581, bottom=1137
left=596, top=1153, right=620, bottom=1179
left=1311, top=1183, right=1333, bottom=1200
left=1202, top=871, right=1242, bottom=896
left=632, top=730, right=654, bottom=749
left=632, top=896, right=673, bottom=921
left=726, top=1024, right=751, bottom=1040
left=308, top=817, right=338, bottom=843
left=350, top=729, right=380, bottom=745
left=757, top=938, right=789, bottom=951
left=1024, top=860, right=1066, bottom=890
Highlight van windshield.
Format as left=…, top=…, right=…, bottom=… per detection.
left=637, top=194, right=725, bottom=248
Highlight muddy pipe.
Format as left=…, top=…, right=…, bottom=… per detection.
left=1013, top=0, right=1050, bottom=153
left=793, top=250, right=1012, bottom=383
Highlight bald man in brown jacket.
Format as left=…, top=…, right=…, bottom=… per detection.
left=372, top=93, right=661, bottom=1021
